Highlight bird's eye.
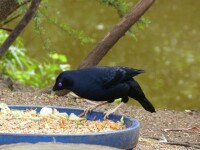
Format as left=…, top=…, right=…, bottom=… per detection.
left=58, top=82, right=62, bottom=87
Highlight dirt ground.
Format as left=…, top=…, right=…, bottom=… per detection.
left=0, top=77, right=200, bottom=149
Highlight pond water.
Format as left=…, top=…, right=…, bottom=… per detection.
left=20, top=0, right=200, bottom=111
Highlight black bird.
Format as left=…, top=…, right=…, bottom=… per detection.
left=52, top=66, right=156, bottom=116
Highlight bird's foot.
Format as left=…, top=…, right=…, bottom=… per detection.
left=103, top=109, right=115, bottom=120
left=79, top=101, right=109, bottom=117
left=79, top=108, right=90, bottom=117
left=83, top=106, right=94, bottom=116
left=79, top=105, right=98, bottom=117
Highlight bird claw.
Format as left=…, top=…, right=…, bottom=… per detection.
left=81, top=101, right=109, bottom=117
left=79, top=106, right=95, bottom=117
left=82, top=108, right=113, bottom=120
left=103, top=110, right=114, bottom=120
left=84, top=107, right=93, bottom=116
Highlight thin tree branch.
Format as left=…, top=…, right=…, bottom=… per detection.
left=78, top=0, right=155, bottom=69
left=0, top=14, right=21, bottom=27
left=0, top=0, right=41, bottom=58
left=0, top=27, right=13, bottom=32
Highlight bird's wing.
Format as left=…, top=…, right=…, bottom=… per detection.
left=102, top=67, right=144, bottom=88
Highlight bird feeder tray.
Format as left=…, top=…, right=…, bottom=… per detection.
left=0, top=105, right=140, bottom=149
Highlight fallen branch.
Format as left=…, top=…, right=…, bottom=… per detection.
left=163, top=126, right=199, bottom=132
left=163, top=141, right=200, bottom=149
left=144, top=136, right=200, bottom=149
left=0, top=0, right=41, bottom=58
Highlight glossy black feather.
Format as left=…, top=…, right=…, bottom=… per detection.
left=52, top=66, right=155, bottom=113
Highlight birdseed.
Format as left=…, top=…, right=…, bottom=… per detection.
left=0, top=103, right=126, bottom=134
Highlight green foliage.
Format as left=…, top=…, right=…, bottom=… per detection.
left=45, top=15, right=94, bottom=45
left=29, top=9, right=94, bottom=51
left=16, top=0, right=29, bottom=14
left=98, top=0, right=151, bottom=38
left=128, top=17, right=151, bottom=40
left=34, top=11, right=44, bottom=35
left=15, top=0, right=94, bottom=47
left=136, top=17, right=151, bottom=30
left=99, top=0, right=129, bottom=17
left=0, top=30, right=70, bottom=88
left=16, top=0, right=24, bottom=5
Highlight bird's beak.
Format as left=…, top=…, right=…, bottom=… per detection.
left=51, top=89, right=56, bottom=96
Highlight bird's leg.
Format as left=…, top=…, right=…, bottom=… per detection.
left=82, top=99, right=99, bottom=105
left=85, top=101, right=109, bottom=114
left=104, top=102, right=124, bottom=119
left=69, top=92, right=98, bottom=105
left=80, top=101, right=109, bottom=117
left=88, top=101, right=109, bottom=110
left=104, top=96, right=128, bottom=119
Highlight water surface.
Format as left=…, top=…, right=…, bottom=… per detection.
left=21, top=0, right=200, bottom=111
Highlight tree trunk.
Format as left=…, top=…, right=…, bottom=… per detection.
left=0, top=0, right=41, bottom=58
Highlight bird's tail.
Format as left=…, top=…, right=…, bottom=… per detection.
left=128, top=80, right=156, bottom=113
left=137, top=97, right=156, bottom=113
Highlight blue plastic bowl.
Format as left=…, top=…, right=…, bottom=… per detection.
left=0, top=105, right=139, bottom=149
